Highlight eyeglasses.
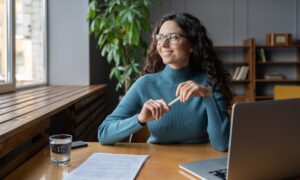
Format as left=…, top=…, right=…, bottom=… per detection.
left=154, top=33, right=188, bottom=45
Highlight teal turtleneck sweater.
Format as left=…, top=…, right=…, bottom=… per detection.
left=98, top=65, right=230, bottom=151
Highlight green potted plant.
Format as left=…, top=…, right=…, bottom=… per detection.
left=88, top=0, right=160, bottom=92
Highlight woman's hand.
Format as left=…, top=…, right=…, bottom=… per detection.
left=176, top=80, right=212, bottom=102
left=138, top=99, right=170, bottom=124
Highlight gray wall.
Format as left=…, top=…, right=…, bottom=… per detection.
left=48, top=0, right=89, bottom=85
left=151, top=0, right=300, bottom=45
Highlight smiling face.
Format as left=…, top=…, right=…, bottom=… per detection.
left=156, top=20, right=192, bottom=69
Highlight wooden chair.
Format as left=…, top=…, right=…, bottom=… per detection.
left=274, top=85, right=300, bottom=100
left=130, top=126, right=150, bottom=143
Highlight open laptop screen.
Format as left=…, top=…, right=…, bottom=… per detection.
left=180, top=98, right=300, bottom=180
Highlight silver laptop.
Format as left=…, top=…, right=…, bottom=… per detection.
left=180, top=98, right=300, bottom=180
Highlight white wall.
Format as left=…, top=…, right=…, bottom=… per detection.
left=48, top=0, right=89, bottom=85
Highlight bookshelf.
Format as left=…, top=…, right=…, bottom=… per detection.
left=254, top=42, right=300, bottom=100
left=215, top=38, right=300, bottom=105
left=215, top=38, right=255, bottom=105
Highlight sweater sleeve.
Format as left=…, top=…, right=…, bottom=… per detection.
left=203, top=92, right=230, bottom=151
left=98, top=79, right=145, bottom=145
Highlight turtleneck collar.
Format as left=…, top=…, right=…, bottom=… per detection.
left=160, top=64, right=195, bottom=82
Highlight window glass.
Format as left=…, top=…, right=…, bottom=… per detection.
left=0, top=0, right=9, bottom=84
left=15, top=0, right=46, bottom=87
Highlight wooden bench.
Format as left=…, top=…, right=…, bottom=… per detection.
left=0, top=85, right=108, bottom=178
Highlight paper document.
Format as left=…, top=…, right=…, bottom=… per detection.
left=64, top=153, right=149, bottom=180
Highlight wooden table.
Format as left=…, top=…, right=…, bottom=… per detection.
left=0, top=85, right=108, bottom=178
left=6, top=142, right=227, bottom=180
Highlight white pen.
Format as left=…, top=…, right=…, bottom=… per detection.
left=168, top=96, right=180, bottom=106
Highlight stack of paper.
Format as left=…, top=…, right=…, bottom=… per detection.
left=64, top=153, right=149, bottom=180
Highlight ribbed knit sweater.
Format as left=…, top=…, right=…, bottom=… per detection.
left=98, top=65, right=230, bottom=151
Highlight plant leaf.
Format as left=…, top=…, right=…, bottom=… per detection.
left=88, top=0, right=161, bottom=91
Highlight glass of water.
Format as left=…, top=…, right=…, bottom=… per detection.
left=49, top=134, right=72, bottom=166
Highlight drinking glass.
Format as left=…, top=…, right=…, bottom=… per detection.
left=49, top=134, right=72, bottom=166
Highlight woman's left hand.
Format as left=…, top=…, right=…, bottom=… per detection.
left=176, top=80, right=212, bottom=102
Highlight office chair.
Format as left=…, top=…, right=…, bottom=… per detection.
left=274, top=85, right=300, bottom=100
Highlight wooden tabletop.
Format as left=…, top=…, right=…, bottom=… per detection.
left=6, top=142, right=227, bottom=180
left=0, top=85, right=108, bottom=178
left=0, top=85, right=107, bottom=142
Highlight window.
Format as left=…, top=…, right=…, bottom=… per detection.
left=0, top=0, right=15, bottom=93
left=0, top=0, right=47, bottom=94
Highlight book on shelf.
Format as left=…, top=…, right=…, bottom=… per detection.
left=236, top=66, right=249, bottom=80
left=256, top=48, right=266, bottom=62
left=232, top=66, right=241, bottom=80
left=256, top=49, right=262, bottom=62
left=264, top=72, right=285, bottom=80
left=232, top=66, right=249, bottom=80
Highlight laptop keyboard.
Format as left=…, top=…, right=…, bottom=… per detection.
left=209, top=169, right=227, bottom=180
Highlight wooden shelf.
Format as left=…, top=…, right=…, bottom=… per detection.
left=224, top=61, right=249, bottom=65
left=256, top=45, right=300, bottom=48
left=256, top=79, right=300, bottom=83
left=255, top=41, right=300, bottom=99
left=218, top=38, right=300, bottom=104
left=255, top=96, right=273, bottom=100
left=214, top=45, right=249, bottom=48
left=256, top=61, right=300, bottom=65
left=215, top=38, right=255, bottom=105
left=232, top=95, right=252, bottom=103
left=231, top=80, right=250, bottom=83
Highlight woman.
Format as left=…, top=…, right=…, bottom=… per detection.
left=98, top=12, right=232, bottom=151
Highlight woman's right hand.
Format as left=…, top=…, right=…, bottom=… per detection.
left=138, top=99, right=170, bottom=124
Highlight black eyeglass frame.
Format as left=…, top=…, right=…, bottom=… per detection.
left=153, top=33, right=188, bottom=45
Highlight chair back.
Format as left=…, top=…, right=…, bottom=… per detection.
left=130, top=126, right=150, bottom=143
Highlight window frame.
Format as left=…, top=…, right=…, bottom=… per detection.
left=0, top=0, right=15, bottom=94
left=0, top=0, right=48, bottom=94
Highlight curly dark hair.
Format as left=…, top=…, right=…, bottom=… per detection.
left=142, top=12, right=232, bottom=106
